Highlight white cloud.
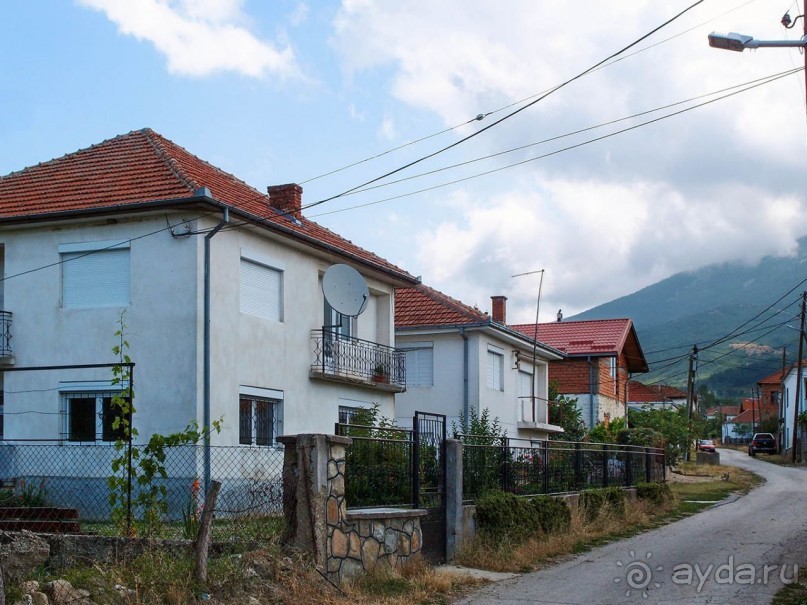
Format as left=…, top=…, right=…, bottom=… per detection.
left=78, top=0, right=298, bottom=78
left=329, top=1, right=807, bottom=320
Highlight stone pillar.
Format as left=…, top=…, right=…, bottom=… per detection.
left=278, top=434, right=352, bottom=568
left=445, top=439, right=463, bottom=561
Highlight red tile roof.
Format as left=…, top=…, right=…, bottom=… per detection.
left=628, top=380, right=687, bottom=403
left=726, top=406, right=777, bottom=424
left=757, top=369, right=785, bottom=385
left=0, top=129, right=416, bottom=283
left=510, top=318, right=649, bottom=372
left=395, top=284, right=489, bottom=328
left=705, top=405, right=740, bottom=417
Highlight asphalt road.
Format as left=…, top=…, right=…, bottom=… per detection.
left=456, top=448, right=807, bottom=605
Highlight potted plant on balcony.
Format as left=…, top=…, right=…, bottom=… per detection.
left=372, top=364, right=389, bottom=383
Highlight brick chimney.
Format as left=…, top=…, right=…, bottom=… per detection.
left=491, top=296, right=507, bottom=324
left=267, top=183, right=303, bottom=221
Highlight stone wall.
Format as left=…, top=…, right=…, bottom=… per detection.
left=279, top=434, right=425, bottom=584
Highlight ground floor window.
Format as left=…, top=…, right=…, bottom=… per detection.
left=64, top=393, right=127, bottom=442
left=239, top=395, right=282, bottom=446
left=338, top=405, right=364, bottom=425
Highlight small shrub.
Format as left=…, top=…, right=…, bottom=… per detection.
left=475, top=491, right=571, bottom=543
left=635, top=481, right=673, bottom=506
left=528, top=496, right=571, bottom=534
left=580, top=487, right=626, bottom=520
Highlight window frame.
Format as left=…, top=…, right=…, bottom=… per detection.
left=239, top=387, right=283, bottom=447
left=487, top=346, right=504, bottom=392
left=62, top=391, right=127, bottom=443
left=59, top=240, right=131, bottom=309
left=402, top=342, right=434, bottom=387
left=239, top=254, right=284, bottom=322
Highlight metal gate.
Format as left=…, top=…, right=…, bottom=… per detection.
left=413, top=411, right=446, bottom=563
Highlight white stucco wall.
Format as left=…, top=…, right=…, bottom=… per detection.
left=1, top=214, right=199, bottom=442
left=395, top=327, right=553, bottom=441
left=0, top=212, right=399, bottom=446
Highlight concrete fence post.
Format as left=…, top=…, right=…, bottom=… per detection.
left=445, top=439, right=464, bottom=561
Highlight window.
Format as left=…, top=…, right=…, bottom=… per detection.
left=239, top=395, right=282, bottom=446
left=339, top=405, right=363, bottom=424
left=324, top=300, right=355, bottom=339
left=487, top=347, right=504, bottom=391
left=65, top=393, right=127, bottom=442
left=240, top=258, right=282, bottom=321
left=609, top=357, right=617, bottom=378
left=60, top=241, right=130, bottom=309
left=403, top=344, right=434, bottom=387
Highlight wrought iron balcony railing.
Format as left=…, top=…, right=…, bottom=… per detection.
left=0, top=311, right=12, bottom=358
left=310, top=329, right=406, bottom=392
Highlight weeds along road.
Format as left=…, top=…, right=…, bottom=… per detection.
left=456, top=448, right=807, bottom=605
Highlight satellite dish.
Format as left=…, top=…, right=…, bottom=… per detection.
left=322, top=264, right=369, bottom=317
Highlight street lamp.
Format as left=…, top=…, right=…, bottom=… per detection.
left=708, top=31, right=807, bottom=52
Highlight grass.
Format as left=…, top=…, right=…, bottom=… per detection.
left=454, top=463, right=760, bottom=574
left=8, top=464, right=761, bottom=605
left=773, top=566, right=807, bottom=605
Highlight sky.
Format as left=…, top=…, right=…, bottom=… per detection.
left=2, top=0, right=806, bottom=323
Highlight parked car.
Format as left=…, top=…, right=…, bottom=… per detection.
left=697, top=439, right=716, bottom=453
left=748, top=433, right=777, bottom=456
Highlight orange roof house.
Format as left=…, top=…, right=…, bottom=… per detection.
left=0, top=129, right=419, bottom=448
left=394, top=287, right=565, bottom=439
left=627, top=380, right=687, bottom=410
left=510, top=317, right=648, bottom=427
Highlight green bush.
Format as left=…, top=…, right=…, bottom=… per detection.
left=475, top=490, right=571, bottom=543
left=635, top=481, right=673, bottom=506
left=529, top=495, right=571, bottom=534
left=580, top=487, right=626, bottom=520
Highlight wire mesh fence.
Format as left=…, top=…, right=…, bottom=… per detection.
left=460, top=437, right=665, bottom=502
left=0, top=442, right=284, bottom=540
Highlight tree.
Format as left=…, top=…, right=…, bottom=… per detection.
left=627, top=407, right=691, bottom=465
left=548, top=381, right=586, bottom=441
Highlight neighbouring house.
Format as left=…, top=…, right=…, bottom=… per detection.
left=781, top=361, right=807, bottom=456
left=0, top=129, right=419, bottom=449
left=705, top=405, right=740, bottom=421
left=394, top=288, right=565, bottom=440
left=722, top=397, right=777, bottom=443
left=627, top=380, right=687, bottom=410
left=757, top=368, right=785, bottom=451
left=510, top=318, right=649, bottom=428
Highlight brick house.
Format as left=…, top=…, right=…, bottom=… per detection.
left=510, top=318, right=648, bottom=427
left=627, top=380, right=687, bottom=410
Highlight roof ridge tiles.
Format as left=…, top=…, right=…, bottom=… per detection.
left=415, top=284, right=489, bottom=322
left=141, top=129, right=199, bottom=193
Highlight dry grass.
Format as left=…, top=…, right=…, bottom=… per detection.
left=454, top=497, right=667, bottom=574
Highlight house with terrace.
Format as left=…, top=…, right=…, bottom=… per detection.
left=394, top=288, right=565, bottom=440
left=0, top=129, right=418, bottom=515
left=510, top=318, right=649, bottom=428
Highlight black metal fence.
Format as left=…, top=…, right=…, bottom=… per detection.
left=460, top=436, right=665, bottom=502
left=0, top=442, right=284, bottom=536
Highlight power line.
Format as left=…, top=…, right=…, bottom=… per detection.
left=310, top=67, right=803, bottom=218
left=300, top=0, right=707, bottom=212
left=299, top=0, right=758, bottom=188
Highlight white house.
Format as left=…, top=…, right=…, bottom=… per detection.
left=782, top=362, right=807, bottom=455
left=394, top=287, right=564, bottom=440
left=0, top=129, right=419, bottom=451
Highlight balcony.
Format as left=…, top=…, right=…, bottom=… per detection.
left=517, top=396, right=552, bottom=431
left=310, top=329, right=406, bottom=393
left=0, top=311, right=12, bottom=364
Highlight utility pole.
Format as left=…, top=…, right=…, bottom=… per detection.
left=685, top=344, right=698, bottom=461
left=791, top=292, right=807, bottom=463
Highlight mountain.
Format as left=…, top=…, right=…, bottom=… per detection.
left=571, top=240, right=807, bottom=398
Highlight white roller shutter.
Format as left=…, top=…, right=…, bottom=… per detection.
left=240, top=258, right=282, bottom=321
left=62, top=248, right=130, bottom=308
